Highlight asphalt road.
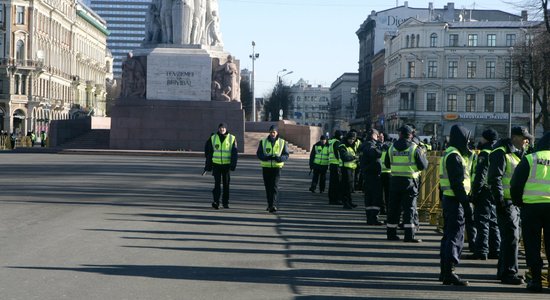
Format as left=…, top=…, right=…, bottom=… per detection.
left=0, top=153, right=545, bottom=299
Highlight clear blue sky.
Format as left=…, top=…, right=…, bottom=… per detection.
left=218, top=0, right=525, bottom=97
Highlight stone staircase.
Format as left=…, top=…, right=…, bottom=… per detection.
left=59, top=129, right=110, bottom=149
left=244, top=132, right=308, bottom=155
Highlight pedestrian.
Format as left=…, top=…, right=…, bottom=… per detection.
left=40, top=131, right=47, bottom=147
left=379, top=132, right=391, bottom=214
left=384, top=125, right=428, bottom=242
left=256, top=125, right=289, bottom=213
left=467, top=128, right=500, bottom=261
left=339, top=131, right=359, bottom=209
left=328, top=130, right=344, bottom=205
left=361, top=128, right=384, bottom=225
left=488, top=126, right=533, bottom=285
left=439, top=125, right=474, bottom=286
left=511, top=131, right=550, bottom=293
left=309, top=135, right=329, bottom=193
left=204, top=123, right=238, bottom=209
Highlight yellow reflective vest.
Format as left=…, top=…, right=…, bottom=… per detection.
left=492, top=146, right=521, bottom=200
left=328, top=138, right=341, bottom=165
left=339, top=144, right=357, bottom=169
left=211, top=134, right=235, bottom=165
left=439, top=146, right=473, bottom=196
left=388, top=144, right=420, bottom=178
left=380, top=146, right=391, bottom=174
left=522, top=151, right=550, bottom=204
left=313, top=145, right=330, bottom=166
left=260, top=138, right=286, bottom=168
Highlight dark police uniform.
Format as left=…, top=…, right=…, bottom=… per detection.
left=384, top=126, right=428, bottom=242
left=328, top=131, right=343, bottom=205
left=361, top=135, right=384, bottom=225
left=339, top=133, right=358, bottom=209
left=204, top=129, right=238, bottom=209
left=380, top=141, right=392, bottom=214
left=439, top=125, right=472, bottom=286
left=309, top=138, right=329, bottom=193
left=257, top=128, right=289, bottom=213
left=510, top=132, right=550, bottom=292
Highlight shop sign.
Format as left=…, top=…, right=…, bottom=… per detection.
left=459, top=113, right=508, bottom=120
left=444, top=114, right=459, bottom=120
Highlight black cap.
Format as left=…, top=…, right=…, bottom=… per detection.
left=511, top=126, right=533, bottom=140
left=320, top=135, right=327, bottom=140
left=482, top=128, right=498, bottom=142
left=346, top=131, right=357, bottom=139
left=218, top=123, right=228, bottom=129
left=269, top=125, right=279, bottom=132
left=398, top=125, right=414, bottom=135
left=334, top=130, right=342, bottom=138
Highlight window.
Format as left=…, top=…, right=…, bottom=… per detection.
left=486, top=61, right=496, bottom=78
left=447, top=93, right=457, bottom=112
left=400, top=92, right=414, bottom=110
left=407, top=61, right=415, bottom=78
left=430, top=33, right=437, bottom=47
left=504, top=94, right=511, bottom=113
left=505, top=61, right=511, bottom=79
left=523, top=93, right=531, bottom=113
left=506, top=34, right=516, bottom=46
left=21, top=75, right=26, bottom=95
left=416, top=34, right=420, bottom=47
left=406, top=35, right=409, bottom=48
left=16, top=6, right=25, bottom=25
left=468, top=34, right=478, bottom=46
left=15, top=76, right=20, bottom=95
left=428, top=61, right=438, bottom=78
left=466, top=94, right=476, bottom=112
left=16, top=40, right=25, bottom=62
left=0, top=6, right=3, bottom=24
left=525, top=34, right=534, bottom=46
left=426, top=93, right=436, bottom=111
left=467, top=61, right=477, bottom=78
left=485, top=94, right=495, bottom=112
left=487, top=34, right=496, bottom=47
left=411, top=35, right=415, bottom=48
left=449, top=34, right=459, bottom=46
left=448, top=61, right=458, bottom=78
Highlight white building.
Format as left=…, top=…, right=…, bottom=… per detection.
left=287, top=79, right=330, bottom=131
left=330, top=73, right=358, bottom=132
left=383, top=18, right=540, bottom=140
left=0, top=0, right=112, bottom=135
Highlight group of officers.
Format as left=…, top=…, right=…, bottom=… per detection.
left=204, top=121, right=550, bottom=292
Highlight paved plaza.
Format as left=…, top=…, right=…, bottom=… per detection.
left=0, top=153, right=546, bottom=299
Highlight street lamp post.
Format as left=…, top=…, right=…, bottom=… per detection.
left=509, top=47, right=513, bottom=137
left=249, top=41, right=259, bottom=122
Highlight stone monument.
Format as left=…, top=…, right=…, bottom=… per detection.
left=110, top=0, right=245, bottom=151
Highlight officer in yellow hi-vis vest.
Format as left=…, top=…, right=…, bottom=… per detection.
left=256, top=125, right=290, bottom=213
left=384, top=125, right=428, bottom=242
left=204, top=123, right=238, bottom=209
left=339, top=131, right=359, bottom=209
left=309, top=135, right=329, bottom=193
left=511, top=131, right=550, bottom=293
left=439, top=125, right=473, bottom=286
left=488, top=126, right=533, bottom=285
left=328, top=130, right=344, bottom=205
left=379, top=132, right=392, bottom=214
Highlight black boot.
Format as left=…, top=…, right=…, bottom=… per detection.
left=526, top=268, right=542, bottom=293
left=404, top=228, right=422, bottom=243
left=438, top=263, right=444, bottom=281
left=387, top=227, right=400, bottom=240
left=442, top=264, right=469, bottom=286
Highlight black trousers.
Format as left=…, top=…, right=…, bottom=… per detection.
left=311, top=165, right=328, bottom=192
left=387, top=177, right=419, bottom=239
left=364, top=173, right=383, bottom=220
left=440, top=195, right=465, bottom=267
left=262, top=167, right=281, bottom=208
left=212, top=165, right=231, bottom=205
left=496, top=204, right=520, bottom=279
left=381, top=172, right=391, bottom=214
left=463, top=201, right=477, bottom=251
left=474, top=188, right=500, bottom=256
left=340, top=167, right=355, bottom=207
left=328, top=164, right=341, bottom=204
left=521, top=203, right=550, bottom=276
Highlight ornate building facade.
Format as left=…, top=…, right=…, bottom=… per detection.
left=329, top=73, right=358, bottom=133
left=287, top=79, right=330, bottom=132
left=0, top=0, right=111, bottom=135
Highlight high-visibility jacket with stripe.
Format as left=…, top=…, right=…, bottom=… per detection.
left=388, top=144, right=421, bottom=178
left=339, top=144, right=357, bottom=169
left=328, top=138, right=341, bottom=165
left=211, top=134, right=235, bottom=165
left=380, top=146, right=391, bottom=174
left=313, top=145, right=330, bottom=166
left=260, top=138, right=286, bottom=168
left=439, top=146, right=473, bottom=196
left=492, top=146, right=521, bottom=200
left=522, top=150, right=550, bottom=204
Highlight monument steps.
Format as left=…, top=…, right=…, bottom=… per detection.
left=59, top=129, right=110, bottom=149
left=244, top=132, right=308, bottom=155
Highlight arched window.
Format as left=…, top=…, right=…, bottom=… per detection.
left=416, top=34, right=420, bottom=47
left=406, top=35, right=410, bottom=48
left=16, top=40, right=25, bottom=62
left=430, top=33, right=438, bottom=47
left=410, top=35, right=415, bottom=48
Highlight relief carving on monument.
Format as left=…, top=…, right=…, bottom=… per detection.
left=212, top=55, right=240, bottom=102
left=144, top=0, right=223, bottom=47
left=120, top=53, right=146, bottom=99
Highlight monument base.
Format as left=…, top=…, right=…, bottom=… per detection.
left=110, top=99, right=244, bottom=152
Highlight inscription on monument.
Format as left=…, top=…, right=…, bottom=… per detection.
left=166, top=71, right=194, bottom=86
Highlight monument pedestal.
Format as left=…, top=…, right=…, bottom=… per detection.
left=110, top=98, right=244, bottom=151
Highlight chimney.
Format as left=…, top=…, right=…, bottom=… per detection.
left=521, top=10, right=528, bottom=21
left=447, top=2, right=455, bottom=11
left=404, top=1, right=408, bottom=8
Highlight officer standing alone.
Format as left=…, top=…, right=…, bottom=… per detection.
left=385, top=125, right=428, bottom=242
left=204, top=123, right=238, bottom=209
left=511, top=131, right=550, bottom=293
left=257, top=125, right=290, bottom=213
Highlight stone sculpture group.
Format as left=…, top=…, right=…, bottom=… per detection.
left=144, top=0, right=223, bottom=47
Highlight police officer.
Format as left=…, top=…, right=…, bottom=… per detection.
left=488, top=126, right=533, bottom=285
left=353, top=130, right=363, bottom=192
left=439, top=125, right=473, bottom=286
left=309, top=135, right=329, bottom=193
left=385, top=125, right=428, bottom=242
left=379, top=133, right=391, bottom=214
left=328, top=130, right=344, bottom=205
left=511, top=131, right=550, bottom=293
left=204, top=123, right=238, bottom=209
left=339, top=131, right=359, bottom=209
left=361, top=128, right=384, bottom=225
left=468, top=129, right=500, bottom=260
left=256, top=125, right=290, bottom=213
